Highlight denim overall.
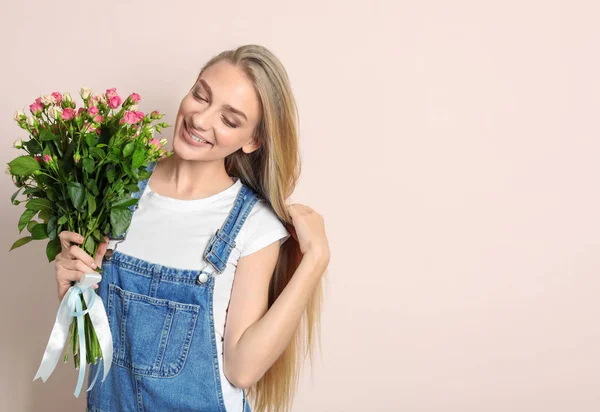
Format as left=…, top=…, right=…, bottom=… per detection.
left=86, top=162, right=257, bottom=412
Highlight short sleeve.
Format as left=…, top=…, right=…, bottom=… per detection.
left=238, top=199, right=290, bottom=258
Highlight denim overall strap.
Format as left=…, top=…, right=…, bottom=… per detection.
left=108, top=161, right=157, bottom=243
left=203, top=183, right=261, bottom=274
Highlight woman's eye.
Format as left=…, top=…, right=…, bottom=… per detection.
left=222, top=116, right=238, bottom=128
left=192, top=92, right=238, bottom=128
left=193, top=92, right=206, bottom=102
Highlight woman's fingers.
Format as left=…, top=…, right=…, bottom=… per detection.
left=59, top=258, right=97, bottom=279
left=59, top=231, right=83, bottom=252
left=65, top=244, right=98, bottom=270
left=94, top=236, right=110, bottom=269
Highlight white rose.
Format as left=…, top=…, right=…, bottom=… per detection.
left=64, top=92, right=73, bottom=103
left=97, top=94, right=107, bottom=104
left=48, top=106, right=63, bottom=119
left=12, top=138, right=24, bottom=149
left=79, top=87, right=93, bottom=99
left=26, top=116, right=36, bottom=127
left=129, top=105, right=138, bottom=112
left=13, top=109, right=25, bottom=121
left=40, top=95, right=56, bottom=105
left=159, top=138, right=167, bottom=146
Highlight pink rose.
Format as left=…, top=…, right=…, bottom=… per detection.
left=43, top=154, right=52, bottom=163
left=149, top=138, right=161, bottom=150
left=83, top=122, right=96, bottom=133
left=124, top=111, right=140, bottom=124
left=29, top=99, right=44, bottom=115
left=94, top=115, right=104, bottom=123
left=61, top=108, right=75, bottom=120
left=134, top=111, right=145, bottom=122
left=105, top=88, right=118, bottom=98
left=129, top=93, right=141, bottom=104
left=108, top=95, right=122, bottom=109
left=88, top=106, right=99, bottom=116
left=51, top=92, right=62, bottom=104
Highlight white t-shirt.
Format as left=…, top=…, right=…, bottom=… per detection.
left=110, top=176, right=290, bottom=411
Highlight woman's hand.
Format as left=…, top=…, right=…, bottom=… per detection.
left=286, top=203, right=330, bottom=268
left=54, top=231, right=109, bottom=302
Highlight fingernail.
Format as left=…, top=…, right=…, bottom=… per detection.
left=79, top=236, right=84, bottom=242
left=91, top=262, right=97, bottom=268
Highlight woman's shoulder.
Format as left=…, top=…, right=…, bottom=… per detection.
left=237, top=196, right=290, bottom=257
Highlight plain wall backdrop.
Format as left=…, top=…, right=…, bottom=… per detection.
left=1, top=0, right=599, bottom=411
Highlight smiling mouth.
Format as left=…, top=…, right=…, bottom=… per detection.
left=184, top=122, right=213, bottom=145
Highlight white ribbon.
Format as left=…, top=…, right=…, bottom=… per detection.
left=33, top=272, right=113, bottom=398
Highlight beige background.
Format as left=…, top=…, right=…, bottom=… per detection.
left=1, top=1, right=599, bottom=411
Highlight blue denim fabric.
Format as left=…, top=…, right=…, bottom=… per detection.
left=86, top=165, right=258, bottom=412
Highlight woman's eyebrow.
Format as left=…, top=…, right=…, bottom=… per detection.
left=198, top=79, right=248, bottom=121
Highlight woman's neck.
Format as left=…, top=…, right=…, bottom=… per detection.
left=149, top=154, right=235, bottom=200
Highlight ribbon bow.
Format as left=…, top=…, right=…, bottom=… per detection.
left=33, top=272, right=113, bottom=398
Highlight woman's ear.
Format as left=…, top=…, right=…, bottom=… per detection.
left=242, top=136, right=261, bottom=154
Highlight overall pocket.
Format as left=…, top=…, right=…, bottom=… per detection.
left=107, top=282, right=200, bottom=378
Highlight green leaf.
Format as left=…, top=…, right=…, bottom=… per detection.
left=138, top=169, right=152, bottom=180
left=67, top=182, right=86, bottom=210
left=106, top=167, right=116, bottom=183
left=110, top=207, right=131, bottom=237
left=92, top=230, right=102, bottom=243
left=90, top=147, right=105, bottom=160
left=112, top=196, right=138, bottom=208
left=23, top=187, right=41, bottom=196
left=132, top=147, right=146, bottom=169
left=18, top=209, right=37, bottom=233
left=52, top=139, right=63, bottom=157
left=39, top=128, right=58, bottom=141
left=82, top=158, right=95, bottom=174
left=84, top=236, right=96, bottom=255
left=85, top=133, right=97, bottom=148
left=10, top=236, right=33, bottom=251
left=46, top=237, right=61, bottom=262
left=26, top=198, right=53, bottom=212
left=8, top=156, right=40, bottom=176
left=24, top=139, right=42, bottom=155
left=58, top=215, right=68, bottom=225
left=63, top=139, right=78, bottom=174
left=31, top=223, right=48, bottom=240
left=46, top=187, right=58, bottom=202
left=125, top=183, right=140, bottom=192
left=11, top=188, right=22, bottom=205
left=27, top=220, right=38, bottom=233
left=123, top=142, right=136, bottom=157
left=87, top=192, right=97, bottom=215
left=38, top=209, right=51, bottom=223
left=47, top=216, right=58, bottom=241
left=86, top=180, right=100, bottom=196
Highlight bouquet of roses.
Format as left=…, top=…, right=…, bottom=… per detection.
left=7, top=87, right=172, bottom=397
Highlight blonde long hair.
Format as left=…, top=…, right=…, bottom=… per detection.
left=196, top=45, right=324, bottom=412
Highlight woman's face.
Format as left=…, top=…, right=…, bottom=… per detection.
left=172, top=60, right=262, bottom=161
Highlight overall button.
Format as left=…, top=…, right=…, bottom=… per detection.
left=196, top=273, right=209, bottom=284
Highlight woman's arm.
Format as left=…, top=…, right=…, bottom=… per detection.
left=222, top=204, right=329, bottom=389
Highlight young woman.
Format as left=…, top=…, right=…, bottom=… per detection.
left=54, top=44, right=330, bottom=412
